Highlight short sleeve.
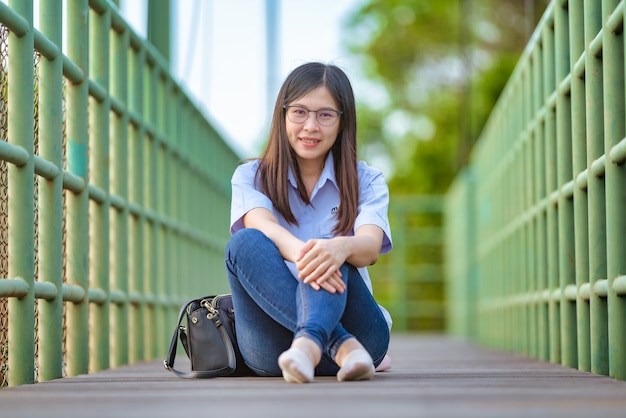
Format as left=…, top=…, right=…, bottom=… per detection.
left=355, top=162, right=393, bottom=254
left=230, top=161, right=274, bottom=234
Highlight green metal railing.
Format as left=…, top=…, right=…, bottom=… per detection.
left=446, top=0, right=626, bottom=381
left=0, top=0, right=239, bottom=387
left=370, top=195, right=445, bottom=332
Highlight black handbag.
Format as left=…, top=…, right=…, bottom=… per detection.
left=164, top=294, right=248, bottom=378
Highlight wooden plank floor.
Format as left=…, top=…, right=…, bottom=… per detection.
left=2, top=334, right=626, bottom=418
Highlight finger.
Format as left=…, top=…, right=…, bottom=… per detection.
left=296, top=239, right=317, bottom=262
left=308, top=280, right=321, bottom=291
left=332, top=275, right=346, bottom=292
left=324, top=280, right=342, bottom=294
left=319, top=280, right=337, bottom=294
left=300, top=255, right=329, bottom=283
left=298, top=258, right=320, bottom=280
left=327, top=278, right=344, bottom=294
left=319, top=272, right=345, bottom=293
left=296, top=249, right=323, bottom=275
left=324, top=269, right=345, bottom=286
left=330, top=271, right=346, bottom=291
left=303, top=261, right=337, bottom=284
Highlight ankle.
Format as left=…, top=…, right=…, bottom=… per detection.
left=292, top=337, right=322, bottom=366
left=336, top=347, right=374, bottom=382
left=335, top=338, right=365, bottom=367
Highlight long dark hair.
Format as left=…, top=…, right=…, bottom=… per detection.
left=256, top=62, right=358, bottom=236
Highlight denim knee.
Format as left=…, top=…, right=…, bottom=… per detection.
left=227, top=228, right=266, bottom=254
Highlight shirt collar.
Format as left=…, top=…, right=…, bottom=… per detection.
left=319, top=152, right=337, bottom=189
left=288, top=152, right=338, bottom=191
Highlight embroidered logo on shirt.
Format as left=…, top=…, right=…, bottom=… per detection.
left=331, top=206, right=338, bottom=214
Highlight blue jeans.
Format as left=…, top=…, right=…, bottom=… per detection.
left=224, top=228, right=390, bottom=377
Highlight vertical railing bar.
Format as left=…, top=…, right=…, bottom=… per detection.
left=519, top=98, right=528, bottom=356
left=507, top=131, right=513, bottom=352
left=542, top=18, right=561, bottom=365
left=110, top=14, right=130, bottom=369
left=37, top=0, right=64, bottom=383
left=179, top=102, right=190, bottom=298
left=172, top=91, right=182, bottom=301
left=157, top=74, right=169, bottom=355
left=514, top=128, right=522, bottom=353
left=569, top=0, right=591, bottom=373
left=509, top=92, right=518, bottom=353
left=526, top=132, right=538, bottom=358
left=196, top=112, right=208, bottom=295
left=208, top=115, right=218, bottom=245
left=584, top=0, right=609, bottom=376
left=478, top=162, right=487, bottom=342
left=166, top=79, right=176, bottom=346
left=602, top=0, right=626, bottom=381
left=486, top=105, right=495, bottom=348
left=498, top=112, right=505, bottom=350
left=87, top=4, right=110, bottom=373
left=167, top=90, right=177, bottom=309
left=164, top=81, right=177, bottom=350
left=144, top=61, right=158, bottom=361
left=532, top=42, right=549, bottom=362
left=522, top=62, right=534, bottom=357
left=189, top=106, right=198, bottom=295
left=555, top=0, right=577, bottom=369
left=501, top=132, right=508, bottom=350
left=466, top=170, right=477, bottom=340
left=197, top=112, right=207, bottom=296
left=514, top=85, right=522, bottom=353
left=65, top=0, right=90, bottom=377
left=204, top=112, right=216, bottom=292
left=156, top=141, right=166, bottom=354
left=128, top=44, right=146, bottom=364
left=7, top=0, right=35, bottom=386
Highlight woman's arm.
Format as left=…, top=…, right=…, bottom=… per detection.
left=296, top=224, right=384, bottom=287
left=242, top=207, right=303, bottom=263
left=242, top=207, right=347, bottom=293
left=342, top=224, right=385, bottom=267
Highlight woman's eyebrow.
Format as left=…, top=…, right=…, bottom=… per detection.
left=290, top=103, right=339, bottom=111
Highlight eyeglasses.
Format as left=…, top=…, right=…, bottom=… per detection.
left=283, top=105, right=342, bottom=126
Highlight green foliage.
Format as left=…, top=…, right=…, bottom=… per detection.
left=346, top=0, right=550, bottom=194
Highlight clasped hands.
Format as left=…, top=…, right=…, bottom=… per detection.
left=295, top=238, right=347, bottom=294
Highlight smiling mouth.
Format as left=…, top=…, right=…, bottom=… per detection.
left=300, top=138, right=320, bottom=144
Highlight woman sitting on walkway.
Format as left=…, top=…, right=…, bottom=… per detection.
left=225, top=62, right=392, bottom=383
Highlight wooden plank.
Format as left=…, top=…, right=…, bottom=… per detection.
left=1, top=335, right=626, bottom=418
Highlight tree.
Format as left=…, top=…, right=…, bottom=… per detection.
left=346, top=0, right=550, bottom=193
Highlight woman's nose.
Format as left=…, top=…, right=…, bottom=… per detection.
left=303, top=112, right=319, bottom=130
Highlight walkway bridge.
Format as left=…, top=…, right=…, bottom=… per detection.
left=1, top=1, right=626, bottom=416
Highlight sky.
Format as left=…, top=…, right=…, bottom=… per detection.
left=120, top=0, right=366, bottom=159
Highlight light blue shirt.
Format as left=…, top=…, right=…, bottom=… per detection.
left=230, top=153, right=393, bottom=328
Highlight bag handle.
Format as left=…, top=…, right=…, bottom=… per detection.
left=163, top=297, right=238, bottom=378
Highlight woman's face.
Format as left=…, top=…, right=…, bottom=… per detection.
left=285, top=86, right=340, bottom=170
